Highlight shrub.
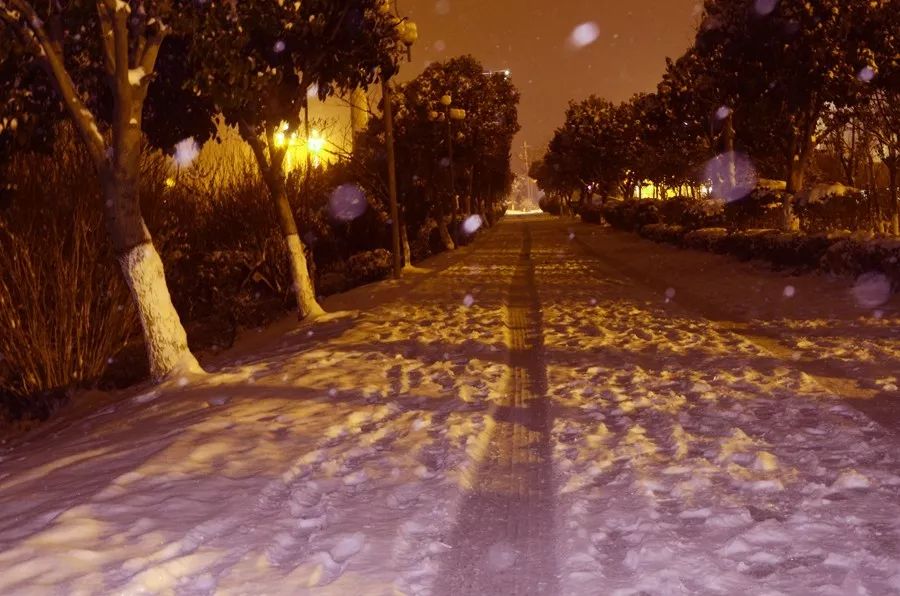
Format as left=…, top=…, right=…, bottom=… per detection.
left=640, top=223, right=686, bottom=245
left=795, top=190, right=873, bottom=234
left=601, top=199, right=660, bottom=231
left=657, top=196, right=725, bottom=230
left=579, top=203, right=604, bottom=224
left=723, top=188, right=785, bottom=230
left=821, top=238, right=900, bottom=285
left=0, top=133, right=139, bottom=421
left=347, top=249, right=393, bottom=285
left=539, top=195, right=562, bottom=215
left=681, top=228, right=729, bottom=252
left=717, top=231, right=837, bottom=269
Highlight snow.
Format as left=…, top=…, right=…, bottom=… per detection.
left=1, top=215, right=899, bottom=594
left=128, top=67, right=146, bottom=87
left=568, top=22, right=600, bottom=49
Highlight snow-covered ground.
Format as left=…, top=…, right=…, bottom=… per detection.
left=0, top=215, right=898, bottom=595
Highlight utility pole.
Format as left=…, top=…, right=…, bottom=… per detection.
left=522, top=140, right=535, bottom=206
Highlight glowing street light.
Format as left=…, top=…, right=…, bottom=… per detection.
left=307, top=129, right=325, bottom=154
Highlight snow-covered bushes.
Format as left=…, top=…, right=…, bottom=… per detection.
left=640, top=223, right=687, bottom=245
left=657, top=196, right=725, bottom=230
left=795, top=189, right=873, bottom=234
left=722, top=189, right=786, bottom=230
left=639, top=225, right=842, bottom=270
left=821, top=237, right=900, bottom=286
left=681, top=228, right=729, bottom=252
left=720, top=231, right=837, bottom=269
left=347, top=249, right=394, bottom=284
left=636, top=222, right=900, bottom=286
left=601, top=199, right=661, bottom=231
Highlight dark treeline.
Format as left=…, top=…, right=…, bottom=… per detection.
left=533, top=0, right=898, bottom=233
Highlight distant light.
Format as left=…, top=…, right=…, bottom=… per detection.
left=165, top=177, right=176, bottom=188
left=307, top=129, right=326, bottom=153
left=858, top=66, right=875, bottom=83
left=273, top=40, right=285, bottom=53
left=568, top=22, right=600, bottom=49
left=715, top=106, right=732, bottom=120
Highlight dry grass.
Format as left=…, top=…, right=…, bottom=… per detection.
left=0, top=131, right=138, bottom=421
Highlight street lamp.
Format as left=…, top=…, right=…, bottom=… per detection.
left=381, top=7, right=417, bottom=278
left=430, top=95, right=466, bottom=212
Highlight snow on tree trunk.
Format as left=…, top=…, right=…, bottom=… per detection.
left=286, top=233, right=325, bottom=319
left=724, top=112, right=737, bottom=190
left=400, top=220, right=412, bottom=269
left=784, top=143, right=810, bottom=232
left=119, top=243, right=200, bottom=380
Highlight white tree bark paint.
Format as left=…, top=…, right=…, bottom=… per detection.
left=286, top=234, right=325, bottom=319
left=119, top=243, right=201, bottom=380
left=438, top=218, right=456, bottom=251
left=401, top=223, right=412, bottom=269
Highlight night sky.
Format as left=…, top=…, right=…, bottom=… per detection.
left=399, top=0, right=702, bottom=172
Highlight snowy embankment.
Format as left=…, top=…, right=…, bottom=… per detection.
left=540, top=221, right=900, bottom=594
left=0, top=228, right=519, bottom=595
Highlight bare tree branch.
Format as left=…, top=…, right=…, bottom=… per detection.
left=3, top=0, right=107, bottom=167
left=95, top=1, right=116, bottom=76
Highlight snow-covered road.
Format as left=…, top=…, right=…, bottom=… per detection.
left=1, top=214, right=899, bottom=595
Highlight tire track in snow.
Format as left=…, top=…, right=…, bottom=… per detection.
left=433, top=224, right=559, bottom=595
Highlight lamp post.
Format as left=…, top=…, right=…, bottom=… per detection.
left=430, top=96, right=466, bottom=218
left=382, top=10, right=417, bottom=278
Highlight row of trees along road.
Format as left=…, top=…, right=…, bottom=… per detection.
left=354, top=55, right=521, bottom=253
left=532, top=0, right=899, bottom=231
left=0, top=0, right=411, bottom=381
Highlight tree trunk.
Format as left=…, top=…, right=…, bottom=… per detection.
left=270, top=180, right=324, bottom=319
left=783, top=138, right=811, bottom=231
left=438, top=215, right=456, bottom=250
left=242, top=122, right=324, bottom=320
left=102, top=170, right=199, bottom=381
left=723, top=111, right=737, bottom=190
left=400, top=214, right=412, bottom=268
left=889, top=164, right=899, bottom=236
